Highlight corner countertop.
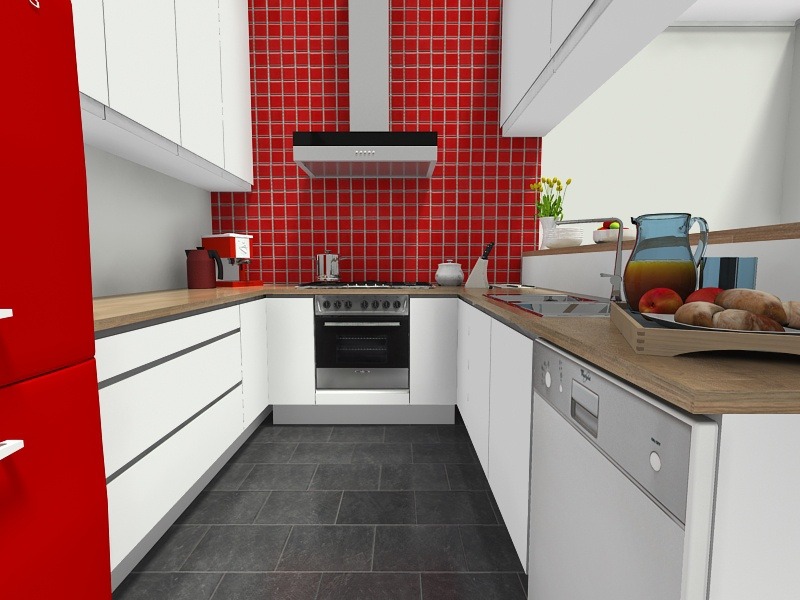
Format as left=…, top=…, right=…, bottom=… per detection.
left=94, top=286, right=800, bottom=415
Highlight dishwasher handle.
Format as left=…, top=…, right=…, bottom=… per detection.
left=571, top=380, right=599, bottom=437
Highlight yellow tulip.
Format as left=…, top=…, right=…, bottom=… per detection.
left=566, top=178, right=572, bottom=185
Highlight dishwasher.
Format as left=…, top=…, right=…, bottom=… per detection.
left=529, top=340, right=718, bottom=600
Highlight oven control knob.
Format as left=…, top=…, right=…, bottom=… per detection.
left=322, top=300, right=331, bottom=309
left=333, top=300, right=342, bottom=309
left=372, top=300, right=380, bottom=309
left=393, top=300, right=401, bottom=309
left=361, top=300, right=369, bottom=310
left=344, top=300, right=352, bottom=309
left=382, top=300, right=390, bottom=309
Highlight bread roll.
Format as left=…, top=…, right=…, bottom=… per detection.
left=715, top=289, right=788, bottom=325
left=674, top=301, right=724, bottom=328
left=712, top=309, right=784, bottom=332
left=783, top=301, right=800, bottom=329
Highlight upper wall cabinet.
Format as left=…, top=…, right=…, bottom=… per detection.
left=501, top=0, right=697, bottom=137
left=71, top=0, right=109, bottom=105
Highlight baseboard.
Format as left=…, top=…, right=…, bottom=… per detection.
left=273, top=404, right=454, bottom=424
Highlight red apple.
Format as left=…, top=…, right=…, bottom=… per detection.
left=638, top=288, right=684, bottom=314
left=685, top=287, right=724, bottom=304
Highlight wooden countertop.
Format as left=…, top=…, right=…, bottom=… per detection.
left=94, top=286, right=800, bottom=415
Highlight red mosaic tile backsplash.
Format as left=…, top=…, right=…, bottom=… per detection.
left=211, top=0, right=541, bottom=284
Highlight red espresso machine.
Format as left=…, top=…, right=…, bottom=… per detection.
left=201, top=234, right=263, bottom=287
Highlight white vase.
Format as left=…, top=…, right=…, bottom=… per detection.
left=539, top=216, right=557, bottom=249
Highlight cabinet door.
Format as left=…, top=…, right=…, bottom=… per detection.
left=0, top=360, right=110, bottom=597
left=456, top=302, right=491, bottom=472
left=219, top=0, right=254, bottom=183
left=71, top=0, right=109, bottom=104
left=488, top=321, right=534, bottom=569
left=104, top=0, right=181, bottom=143
left=550, top=0, right=594, bottom=55
left=410, top=298, right=457, bottom=405
left=240, top=299, right=270, bottom=426
left=266, top=298, right=315, bottom=405
left=500, top=0, right=551, bottom=126
left=0, top=0, right=95, bottom=388
left=175, top=0, right=225, bottom=165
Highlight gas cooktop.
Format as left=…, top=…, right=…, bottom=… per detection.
left=297, top=281, right=433, bottom=289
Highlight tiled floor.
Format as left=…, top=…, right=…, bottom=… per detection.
left=114, top=416, right=528, bottom=600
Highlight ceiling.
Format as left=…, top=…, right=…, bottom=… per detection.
left=677, top=0, right=800, bottom=23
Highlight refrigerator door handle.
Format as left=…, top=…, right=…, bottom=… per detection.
left=0, top=309, right=13, bottom=320
left=0, top=440, right=24, bottom=461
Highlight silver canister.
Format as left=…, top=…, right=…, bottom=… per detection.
left=315, top=250, right=340, bottom=281
left=699, top=257, right=758, bottom=290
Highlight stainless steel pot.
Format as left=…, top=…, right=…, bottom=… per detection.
left=315, top=250, right=340, bottom=281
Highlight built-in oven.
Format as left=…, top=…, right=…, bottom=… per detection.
left=314, top=294, right=409, bottom=390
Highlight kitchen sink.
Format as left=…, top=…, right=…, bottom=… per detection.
left=486, top=293, right=611, bottom=317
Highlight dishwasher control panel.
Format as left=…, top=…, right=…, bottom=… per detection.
left=534, top=340, right=700, bottom=525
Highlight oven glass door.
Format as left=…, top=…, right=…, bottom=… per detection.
left=315, top=316, right=409, bottom=389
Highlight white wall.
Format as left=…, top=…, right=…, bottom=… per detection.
left=542, top=27, right=796, bottom=237
left=85, top=145, right=212, bottom=297
left=783, top=21, right=800, bottom=224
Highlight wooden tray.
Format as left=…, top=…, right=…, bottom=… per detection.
left=610, top=302, right=800, bottom=357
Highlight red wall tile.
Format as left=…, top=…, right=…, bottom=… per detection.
left=212, top=0, right=541, bottom=285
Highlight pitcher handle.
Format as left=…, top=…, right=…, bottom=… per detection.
left=690, top=217, right=709, bottom=267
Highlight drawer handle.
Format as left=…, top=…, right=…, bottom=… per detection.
left=29, top=0, right=40, bottom=9
left=0, top=440, right=24, bottom=462
left=0, top=309, right=12, bottom=320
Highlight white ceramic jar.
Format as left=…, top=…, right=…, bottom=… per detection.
left=435, top=260, right=464, bottom=286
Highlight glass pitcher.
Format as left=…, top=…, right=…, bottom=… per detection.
left=623, top=213, right=709, bottom=311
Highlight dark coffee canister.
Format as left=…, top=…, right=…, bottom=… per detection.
left=186, top=248, right=223, bottom=289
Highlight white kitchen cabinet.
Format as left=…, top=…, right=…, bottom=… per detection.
left=410, top=298, right=458, bottom=405
left=501, top=0, right=696, bottom=136
left=456, top=301, right=492, bottom=473
left=71, top=0, right=109, bottom=105
left=175, top=0, right=225, bottom=166
left=266, top=297, right=315, bottom=405
left=240, top=298, right=270, bottom=426
left=488, top=320, right=534, bottom=569
left=103, top=0, right=181, bottom=144
left=219, top=0, right=254, bottom=183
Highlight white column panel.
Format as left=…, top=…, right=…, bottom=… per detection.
left=410, top=298, right=458, bottom=405
left=240, top=299, right=270, bottom=426
left=266, top=297, right=315, bottom=405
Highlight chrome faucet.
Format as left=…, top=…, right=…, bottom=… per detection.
left=553, top=218, right=625, bottom=302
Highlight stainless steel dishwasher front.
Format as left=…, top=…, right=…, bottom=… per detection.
left=529, top=340, right=718, bottom=600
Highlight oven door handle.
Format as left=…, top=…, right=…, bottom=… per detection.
left=323, top=322, right=402, bottom=327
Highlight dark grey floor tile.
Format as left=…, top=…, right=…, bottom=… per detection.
left=412, top=443, right=476, bottom=464
left=309, top=464, right=381, bottom=490
left=113, top=573, right=221, bottom=600
left=329, top=425, right=385, bottom=442
left=459, top=526, right=524, bottom=572
left=177, top=492, right=269, bottom=525
left=290, top=443, right=354, bottom=464
left=274, top=426, right=333, bottom=442
left=255, top=491, right=342, bottom=524
left=352, top=443, right=412, bottom=464
left=205, top=463, right=255, bottom=492
left=421, top=573, right=527, bottom=600
left=277, top=526, right=375, bottom=571
left=518, top=572, right=528, bottom=597
left=132, top=525, right=208, bottom=572
left=337, top=491, right=415, bottom=524
left=384, top=425, right=440, bottom=443
left=317, top=573, right=421, bottom=600
left=436, top=424, right=471, bottom=443
left=239, top=464, right=318, bottom=491
left=247, top=425, right=283, bottom=443
left=380, top=464, right=449, bottom=491
left=211, top=573, right=321, bottom=600
left=415, top=491, right=496, bottom=524
left=445, top=464, right=490, bottom=490
left=181, top=525, right=292, bottom=572
left=373, top=526, right=467, bottom=572
left=488, top=490, right=505, bottom=525
left=232, top=443, right=298, bottom=464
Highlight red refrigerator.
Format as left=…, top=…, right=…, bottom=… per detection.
left=0, top=0, right=111, bottom=596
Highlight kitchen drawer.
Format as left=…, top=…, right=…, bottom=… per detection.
left=100, top=332, right=242, bottom=477
left=106, top=384, right=242, bottom=571
left=96, top=306, right=240, bottom=383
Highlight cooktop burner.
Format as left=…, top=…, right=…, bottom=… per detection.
left=297, top=281, right=433, bottom=289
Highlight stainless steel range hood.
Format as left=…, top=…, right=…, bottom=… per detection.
left=293, top=0, right=438, bottom=179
